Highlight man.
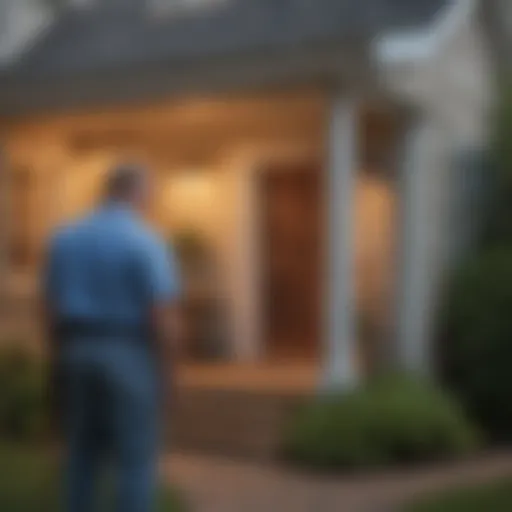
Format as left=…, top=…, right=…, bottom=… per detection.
left=43, top=164, right=180, bottom=512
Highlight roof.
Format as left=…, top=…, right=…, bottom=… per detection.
left=8, top=0, right=449, bottom=80
left=0, top=0, right=450, bottom=116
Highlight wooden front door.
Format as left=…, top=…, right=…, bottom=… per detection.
left=260, top=165, right=323, bottom=359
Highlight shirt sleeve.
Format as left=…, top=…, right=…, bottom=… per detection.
left=142, top=236, right=181, bottom=303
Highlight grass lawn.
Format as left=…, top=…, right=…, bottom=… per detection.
left=405, top=478, right=512, bottom=511
left=0, top=444, right=185, bottom=511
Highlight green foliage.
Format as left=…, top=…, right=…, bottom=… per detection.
left=439, top=88, right=512, bottom=441
left=440, top=248, right=512, bottom=441
left=0, top=346, right=48, bottom=442
left=0, top=444, right=185, bottom=511
left=283, top=376, right=478, bottom=470
left=493, top=87, right=512, bottom=183
left=481, top=87, right=512, bottom=246
left=404, top=478, right=512, bottom=512
left=172, top=228, right=208, bottom=258
left=171, top=228, right=213, bottom=276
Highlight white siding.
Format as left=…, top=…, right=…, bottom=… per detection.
left=377, top=7, right=494, bottom=372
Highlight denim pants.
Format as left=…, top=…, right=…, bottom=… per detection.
left=61, top=338, right=160, bottom=512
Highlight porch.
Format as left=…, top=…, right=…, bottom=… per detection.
left=178, top=361, right=319, bottom=395
left=0, top=86, right=443, bottom=387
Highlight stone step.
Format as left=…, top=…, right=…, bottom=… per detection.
left=171, top=388, right=308, bottom=460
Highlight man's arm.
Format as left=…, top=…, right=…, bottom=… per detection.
left=144, top=237, right=182, bottom=404
left=151, top=302, right=182, bottom=402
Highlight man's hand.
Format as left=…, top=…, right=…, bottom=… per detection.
left=152, top=303, right=183, bottom=420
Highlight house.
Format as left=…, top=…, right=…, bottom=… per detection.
left=0, top=0, right=498, bottom=456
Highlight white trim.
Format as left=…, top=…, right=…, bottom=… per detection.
left=375, top=0, right=477, bottom=65
left=322, top=93, right=360, bottom=390
left=395, top=112, right=451, bottom=375
left=230, top=159, right=262, bottom=362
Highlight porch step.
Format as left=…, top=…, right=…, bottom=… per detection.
left=171, top=388, right=309, bottom=461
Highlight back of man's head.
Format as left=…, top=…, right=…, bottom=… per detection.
left=105, top=163, right=149, bottom=207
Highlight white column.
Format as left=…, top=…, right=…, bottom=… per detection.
left=395, top=113, right=447, bottom=374
left=322, top=93, right=360, bottom=390
left=232, top=164, right=261, bottom=362
left=223, top=154, right=261, bottom=363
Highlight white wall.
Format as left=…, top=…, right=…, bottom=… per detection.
left=378, top=9, right=494, bottom=372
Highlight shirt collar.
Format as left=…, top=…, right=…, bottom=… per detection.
left=99, top=200, right=137, bottom=218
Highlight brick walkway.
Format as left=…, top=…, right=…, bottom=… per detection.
left=163, top=451, right=512, bottom=512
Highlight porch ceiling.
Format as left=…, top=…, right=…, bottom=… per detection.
left=4, top=91, right=328, bottom=167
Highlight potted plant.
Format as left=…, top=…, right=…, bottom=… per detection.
left=170, top=228, right=228, bottom=361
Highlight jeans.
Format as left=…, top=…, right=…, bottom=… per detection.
left=60, top=338, right=160, bottom=512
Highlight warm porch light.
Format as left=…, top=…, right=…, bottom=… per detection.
left=171, top=169, right=214, bottom=202
left=163, top=168, right=216, bottom=228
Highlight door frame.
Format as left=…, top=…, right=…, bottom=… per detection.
left=251, top=154, right=324, bottom=361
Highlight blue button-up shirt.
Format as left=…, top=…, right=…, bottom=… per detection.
left=44, top=203, right=180, bottom=326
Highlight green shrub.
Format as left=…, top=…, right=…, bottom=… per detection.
left=440, top=248, right=512, bottom=441
left=283, top=376, right=478, bottom=470
left=481, top=88, right=512, bottom=247
left=0, top=346, right=48, bottom=442
left=0, top=444, right=186, bottom=511
left=437, top=87, right=512, bottom=441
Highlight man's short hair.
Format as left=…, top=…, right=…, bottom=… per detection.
left=105, top=163, right=146, bottom=199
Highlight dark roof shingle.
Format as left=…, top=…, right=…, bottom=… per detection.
left=11, top=0, right=449, bottom=79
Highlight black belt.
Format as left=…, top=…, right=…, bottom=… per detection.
left=57, top=320, right=150, bottom=341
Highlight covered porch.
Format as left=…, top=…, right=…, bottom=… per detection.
left=178, top=361, right=319, bottom=395
left=0, top=86, right=439, bottom=389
